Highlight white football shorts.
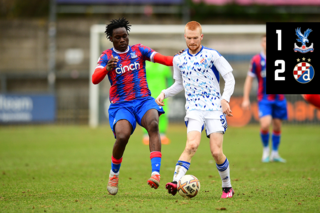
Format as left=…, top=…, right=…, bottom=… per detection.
left=185, top=110, right=227, bottom=137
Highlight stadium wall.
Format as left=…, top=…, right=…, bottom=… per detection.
left=1, top=18, right=320, bottom=124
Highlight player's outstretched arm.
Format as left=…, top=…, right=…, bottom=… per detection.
left=153, top=53, right=174, bottom=66
left=242, top=75, right=254, bottom=110
left=155, top=79, right=184, bottom=106
left=92, top=55, right=118, bottom=84
left=92, top=67, right=108, bottom=84
left=221, top=72, right=235, bottom=117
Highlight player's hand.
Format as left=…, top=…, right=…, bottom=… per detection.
left=106, top=55, right=118, bottom=71
left=221, top=99, right=233, bottom=117
left=241, top=99, right=250, bottom=110
left=174, top=49, right=185, bottom=55
left=155, top=92, right=165, bottom=106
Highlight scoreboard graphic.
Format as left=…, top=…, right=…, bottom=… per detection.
left=266, top=23, right=320, bottom=94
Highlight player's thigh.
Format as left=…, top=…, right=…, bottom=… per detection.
left=272, top=100, right=288, bottom=120
left=205, top=119, right=224, bottom=149
left=186, top=119, right=202, bottom=148
left=135, top=97, right=164, bottom=127
left=209, top=132, right=223, bottom=150
left=140, top=108, right=159, bottom=130
left=108, top=107, right=136, bottom=138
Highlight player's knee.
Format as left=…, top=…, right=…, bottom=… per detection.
left=115, top=131, right=130, bottom=144
left=185, top=142, right=199, bottom=155
left=147, top=119, right=159, bottom=133
left=211, top=149, right=223, bottom=161
left=260, top=125, right=269, bottom=132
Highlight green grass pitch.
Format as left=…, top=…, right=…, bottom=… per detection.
left=0, top=124, right=319, bottom=213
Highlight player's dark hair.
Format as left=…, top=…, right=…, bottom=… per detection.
left=105, top=18, right=131, bottom=40
left=262, top=34, right=266, bottom=38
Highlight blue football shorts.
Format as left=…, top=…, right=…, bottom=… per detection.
left=258, top=99, right=288, bottom=120
left=108, top=96, right=165, bottom=138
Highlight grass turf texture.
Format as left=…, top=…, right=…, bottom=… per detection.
left=0, top=124, right=319, bottom=213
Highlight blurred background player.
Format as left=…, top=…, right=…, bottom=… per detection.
left=92, top=18, right=174, bottom=195
left=143, top=61, right=173, bottom=145
left=156, top=21, right=236, bottom=199
left=242, top=34, right=287, bottom=163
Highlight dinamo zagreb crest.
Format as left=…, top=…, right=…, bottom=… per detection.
left=293, top=62, right=315, bottom=84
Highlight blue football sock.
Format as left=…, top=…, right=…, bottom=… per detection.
left=150, top=151, right=162, bottom=174
left=111, top=162, right=121, bottom=173
left=272, top=130, right=281, bottom=151
left=260, top=130, right=270, bottom=148
left=111, top=156, right=122, bottom=174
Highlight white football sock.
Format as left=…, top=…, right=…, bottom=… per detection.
left=151, top=171, right=160, bottom=176
left=271, top=150, right=279, bottom=158
left=110, top=169, right=119, bottom=176
left=218, top=165, right=231, bottom=188
left=216, top=158, right=232, bottom=188
left=262, top=147, right=270, bottom=159
left=173, top=165, right=188, bottom=182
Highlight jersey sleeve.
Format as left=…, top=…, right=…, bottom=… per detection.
left=212, top=51, right=233, bottom=76
left=248, top=57, right=257, bottom=77
left=92, top=52, right=109, bottom=84
left=97, top=52, right=109, bottom=69
left=173, top=57, right=182, bottom=81
left=138, top=44, right=157, bottom=62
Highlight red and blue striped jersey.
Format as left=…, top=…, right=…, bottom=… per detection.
left=97, top=44, right=156, bottom=104
left=249, top=52, right=285, bottom=102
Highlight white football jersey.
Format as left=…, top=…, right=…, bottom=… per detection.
left=173, top=46, right=233, bottom=115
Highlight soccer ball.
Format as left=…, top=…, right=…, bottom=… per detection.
left=177, top=175, right=200, bottom=198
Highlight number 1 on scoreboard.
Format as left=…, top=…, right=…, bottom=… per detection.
left=276, top=29, right=282, bottom=51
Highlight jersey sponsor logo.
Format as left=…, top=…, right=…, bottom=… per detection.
left=294, top=28, right=314, bottom=53
left=200, top=58, right=205, bottom=63
left=115, top=62, right=140, bottom=74
left=293, top=61, right=315, bottom=84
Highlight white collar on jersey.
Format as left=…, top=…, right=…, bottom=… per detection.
left=113, top=46, right=130, bottom=54
left=187, top=45, right=203, bottom=57
left=260, top=51, right=266, bottom=59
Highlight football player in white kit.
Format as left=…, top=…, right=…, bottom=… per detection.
left=156, top=21, right=235, bottom=198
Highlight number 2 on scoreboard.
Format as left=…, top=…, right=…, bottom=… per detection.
left=275, top=60, right=285, bottom=81
left=275, top=30, right=285, bottom=81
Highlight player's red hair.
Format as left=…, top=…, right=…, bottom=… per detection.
left=185, top=21, right=202, bottom=34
